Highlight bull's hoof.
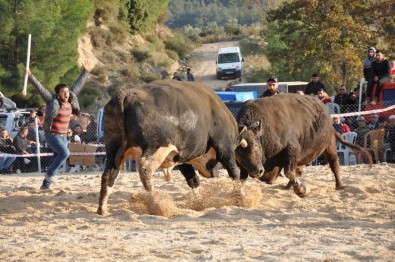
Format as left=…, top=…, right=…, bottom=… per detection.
left=293, top=184, right=307, bottom=197
left=284, top=181, right=292, bottom=190
left=96, top=207, right=107, bottom=216
left=336, top=185, right=345, bottom=190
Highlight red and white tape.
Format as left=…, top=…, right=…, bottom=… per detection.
left=330, top=104, right=395, bottom=118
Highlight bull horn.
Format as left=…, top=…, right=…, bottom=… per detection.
left=248, top=121, right=259, bottom=129
left=240, top=139, right=248, bottom=148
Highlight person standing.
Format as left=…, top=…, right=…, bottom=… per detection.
left=186, top=68, right=194, bottom=81
left=27, top=60, right=92, bottom=190
left=260, top=76, right=280, bottom=97
left=304, top=73, right=327, bottom=96
left=364, top=50, right=392, bottom=105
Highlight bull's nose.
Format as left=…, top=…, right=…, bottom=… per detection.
left=249, top=169, right=263, bottom=179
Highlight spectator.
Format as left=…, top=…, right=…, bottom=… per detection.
left=385, top=115, right=395, bottom=162
left=37, top=106, right=46, bottom=128
left=368, top=113, right=380, bottom=129
left=186, top=68, right=195, bottom=81
left=260, top=76, right=280, bottom=97
left=27, top=60, right=92, bottom=190
left=69, top=114, right=81, bottom=129
left=304, top=73, right=327, bottom=96
left=67, top=128, right=81, bottom=144
left=0, top=128, right=16, bottom=174
left=73, top=124, right=89, bottom=144
left=333, top=117, right=350, bottom=134
left=26, top=121, right=38, bottom=143
left=364, top=50, right=392, bottom=105
left=13, top=127, right=35, bottom=154
left=354, top=116, right=370, bottom=147
left=334, top=85, right=354, bottom=112
left=317, top=88, right=331, bottom=104
left=86, top=115, right=98, bottom=143
left=27, top=109, right=38, bottom=123
left=225, top=81, right=232, bottom=91
left=172, top=72, right=181, bottom=81
left=296, top=90, right=305, bottom=95
left=348, top=86, right=365, bottom=110
left=363, top=47, right=376, bottom=82
left=346, top=116, right=357, bottom=132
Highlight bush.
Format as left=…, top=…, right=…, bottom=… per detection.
left=163, top=30, right=190, bottom=59
left=165, top=49, right=179, bottom=61
left=140, top=71, right=161, bottom=83
left=224, top=19, right=241, bottom=35
left=120, top=65, right=140, bottom=81
left=131, top=48, right=151, bottom=62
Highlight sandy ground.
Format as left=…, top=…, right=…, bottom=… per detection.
left=1, top=163, right=394, bottom=261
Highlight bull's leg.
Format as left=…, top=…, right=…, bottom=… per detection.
left=137, top=145, right=178, bottom=191
left=162, top=168, right=172, bottom=182
left=97, top=168, right=121, bottom=215
left=282, top=145, right=307, bottom=197
left=178, top=164, right=199, bottom=189
left=97, top=145, right=126, bottom=215
left=284, top=165, right=304, bottom=190
left=323, top=142, right=344, bottom=190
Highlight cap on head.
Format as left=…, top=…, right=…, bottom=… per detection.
left=389, top=115, right=395, bottom=120
left=356, top=116, right=365, bottom=121
left=267, top=75, right=278, bottom=83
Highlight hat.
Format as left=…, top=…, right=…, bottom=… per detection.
left=389, top=115, right=395, bottom=120
left=267, top=75, right=278, bottom=83
left=340, top=117, right=346, bottom=123
left=356, top=116, right=365, bottom=121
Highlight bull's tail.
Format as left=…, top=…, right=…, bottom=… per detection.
left=335, top=132, right=373, bottom=168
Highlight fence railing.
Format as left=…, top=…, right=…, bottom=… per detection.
left=1, top=99, right=394, bottom=174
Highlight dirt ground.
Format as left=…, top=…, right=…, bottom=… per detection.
left=0, top=163, right=394, bottom=261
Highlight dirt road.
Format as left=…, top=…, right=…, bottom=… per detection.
left=189, top=40, right=242, bottom=90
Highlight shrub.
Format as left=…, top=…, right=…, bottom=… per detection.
left=165, top=49, right=179, bottom=61
left=140, top=71, right=161, bottom=83
left=163, top=30, right=190, bottom=59
left=131, top=48, right=151, bottom=62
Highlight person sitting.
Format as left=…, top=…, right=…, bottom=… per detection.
left=0, top=91, right=17, bottom=109
left=12, top=127, right=36, bottom=173
left=368, top=113, right=380, bottom=130
left=354, top=116, right=370, bottom=147
left=304, top=73, right=327, bottom=95
left=363, top=47, right=376, bottom=82
left=72, top=124, right=89, bottom=144
left=317, top=88, right=331, bottom=104
left=333, top=117, right=350, bottom=134
left=0, top=128, right=17, bottom=174
left=334, top=85, right=355, bottom=112
left=260, top=76, right=280, bottom=97
left=385, top=115, right=395, bottom=162
left=364, top=50, right=392, bottom=105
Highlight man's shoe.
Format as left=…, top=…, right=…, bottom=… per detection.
left=45, top=175, right=55, bottom=184
left=40, top=178, right=51, bottom=190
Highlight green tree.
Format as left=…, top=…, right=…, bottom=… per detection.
left=264, top=0, right=395, bottom=92
left=0, top=0, right=93, bottom=104
left=125, top=0, right=169, bottom=33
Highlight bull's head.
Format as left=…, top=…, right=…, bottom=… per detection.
left=235, top=121, right=264, bottom=178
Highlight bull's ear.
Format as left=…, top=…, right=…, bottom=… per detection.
left=248, top=121, right=260, bottom=129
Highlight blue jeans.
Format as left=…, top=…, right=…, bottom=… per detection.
left=0, top=155, right=17, bottom=170
left=45, top=132, right=69, bottom=179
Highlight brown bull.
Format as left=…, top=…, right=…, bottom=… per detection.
left=235, top=93, right=372, bottom=196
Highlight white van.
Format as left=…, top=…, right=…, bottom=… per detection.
left=216, top=47, right=244, bottom=80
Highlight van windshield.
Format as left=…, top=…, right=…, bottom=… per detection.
left=0, top=115, right=7, bottom=129
left=218, top=53, right=240, bottom=64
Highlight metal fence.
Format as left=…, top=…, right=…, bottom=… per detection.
left=1, top=99, right=395, bottom=175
